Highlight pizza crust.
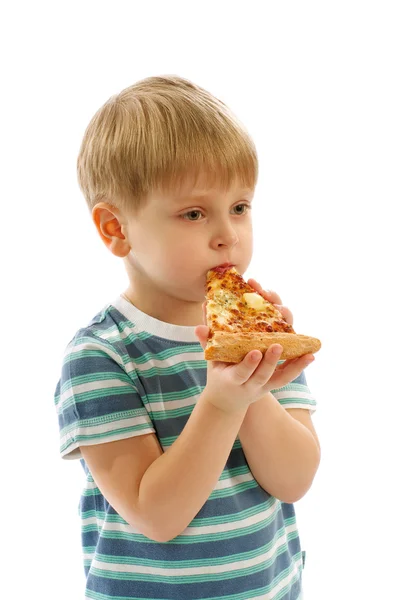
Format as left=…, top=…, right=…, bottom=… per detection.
left=204, top=331, right=321, bottom=362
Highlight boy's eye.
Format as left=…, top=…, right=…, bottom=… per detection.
left=181, top=204, right=251, bottom=221
left=183, top=210, right=202, bottom=221
left=233, top=204, right=250, bottom=215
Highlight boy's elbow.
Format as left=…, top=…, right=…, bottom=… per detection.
left=153, top=525, right=185, bottom=542
left=276, top=486, right=311, bottom=504
left=134, top=526, right=170, bottom=543
left=134, top=520, right=181, bottom=543
left=275, top=462, right=320, bottom=504
left=147, top=531, right=172, bottom=543
left=144, top=530, right=180, bottom=543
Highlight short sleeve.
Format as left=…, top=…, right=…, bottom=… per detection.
left=54, top=332, right=156, bottom=460
left=271, top=369, right=317, bottom=414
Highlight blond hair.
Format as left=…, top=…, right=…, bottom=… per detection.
left=77, top=75, right=258, bottom=214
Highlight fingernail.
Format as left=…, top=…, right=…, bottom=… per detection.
left=272, top=346, right=282, bottom=355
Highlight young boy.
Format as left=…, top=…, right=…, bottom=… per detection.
left=54, top=75, right=320, bottom=600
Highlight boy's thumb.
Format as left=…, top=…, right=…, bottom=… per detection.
left=195, top=325, right=210, bottom=351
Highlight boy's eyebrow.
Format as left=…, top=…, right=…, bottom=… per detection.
left=172, top=189, right=255, bottom=203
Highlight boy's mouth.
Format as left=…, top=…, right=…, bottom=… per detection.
left=210, top=262, right=235, bottom=272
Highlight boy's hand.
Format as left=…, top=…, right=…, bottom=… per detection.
left=195, top=290, right=315, bottom=414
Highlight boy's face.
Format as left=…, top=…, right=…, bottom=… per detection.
left=121, top=174, right=255, bottom=324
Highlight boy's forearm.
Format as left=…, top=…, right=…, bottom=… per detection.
left=138, top=393, right=247, bottom=542
left=238, top=392, right=320, bottom=503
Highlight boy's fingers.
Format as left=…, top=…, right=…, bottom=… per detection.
left=251, top=345, right=283, bottom=385
left=195, top=325, right=210, bottom=350
left=247, top=279, right=282, bottom=305
left=271, top=366, right=305, bottom=389
left=202, top=301, right=207, bottom=325
left=275, top=305, right=294, bottom=326
left=269, top=354, right=315, bottom=388
left=278, top=354, right=314, bottom=371
left=231, top=352, right=262, bottom=384
left=232, top=345, right=281, bottom=385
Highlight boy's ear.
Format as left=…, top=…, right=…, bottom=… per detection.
left=92, top=202, right=131, bottom=257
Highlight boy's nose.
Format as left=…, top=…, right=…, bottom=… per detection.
left=213, top=230, right=239, bottom=249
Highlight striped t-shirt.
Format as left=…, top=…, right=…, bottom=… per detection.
left=54, top=295, right=317, bottom=600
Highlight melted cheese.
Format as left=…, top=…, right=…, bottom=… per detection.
left=242, top=292, right=267, bottom=311
left=206, top=266, right=295, bottom=335
left=208, top=294, right=239, bottom=326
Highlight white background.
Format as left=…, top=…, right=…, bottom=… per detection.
left=2, top=1, right=396, bottom=598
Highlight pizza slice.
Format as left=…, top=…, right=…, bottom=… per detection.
left=204, top=266, right=321, bottom=363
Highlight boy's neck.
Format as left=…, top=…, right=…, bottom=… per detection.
left=122, top=287, right=204, bottom=328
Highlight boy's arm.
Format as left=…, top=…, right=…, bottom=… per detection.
left=238, top=392, right=321, bottom=503
left=81, top=391, right=248, bottom=543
